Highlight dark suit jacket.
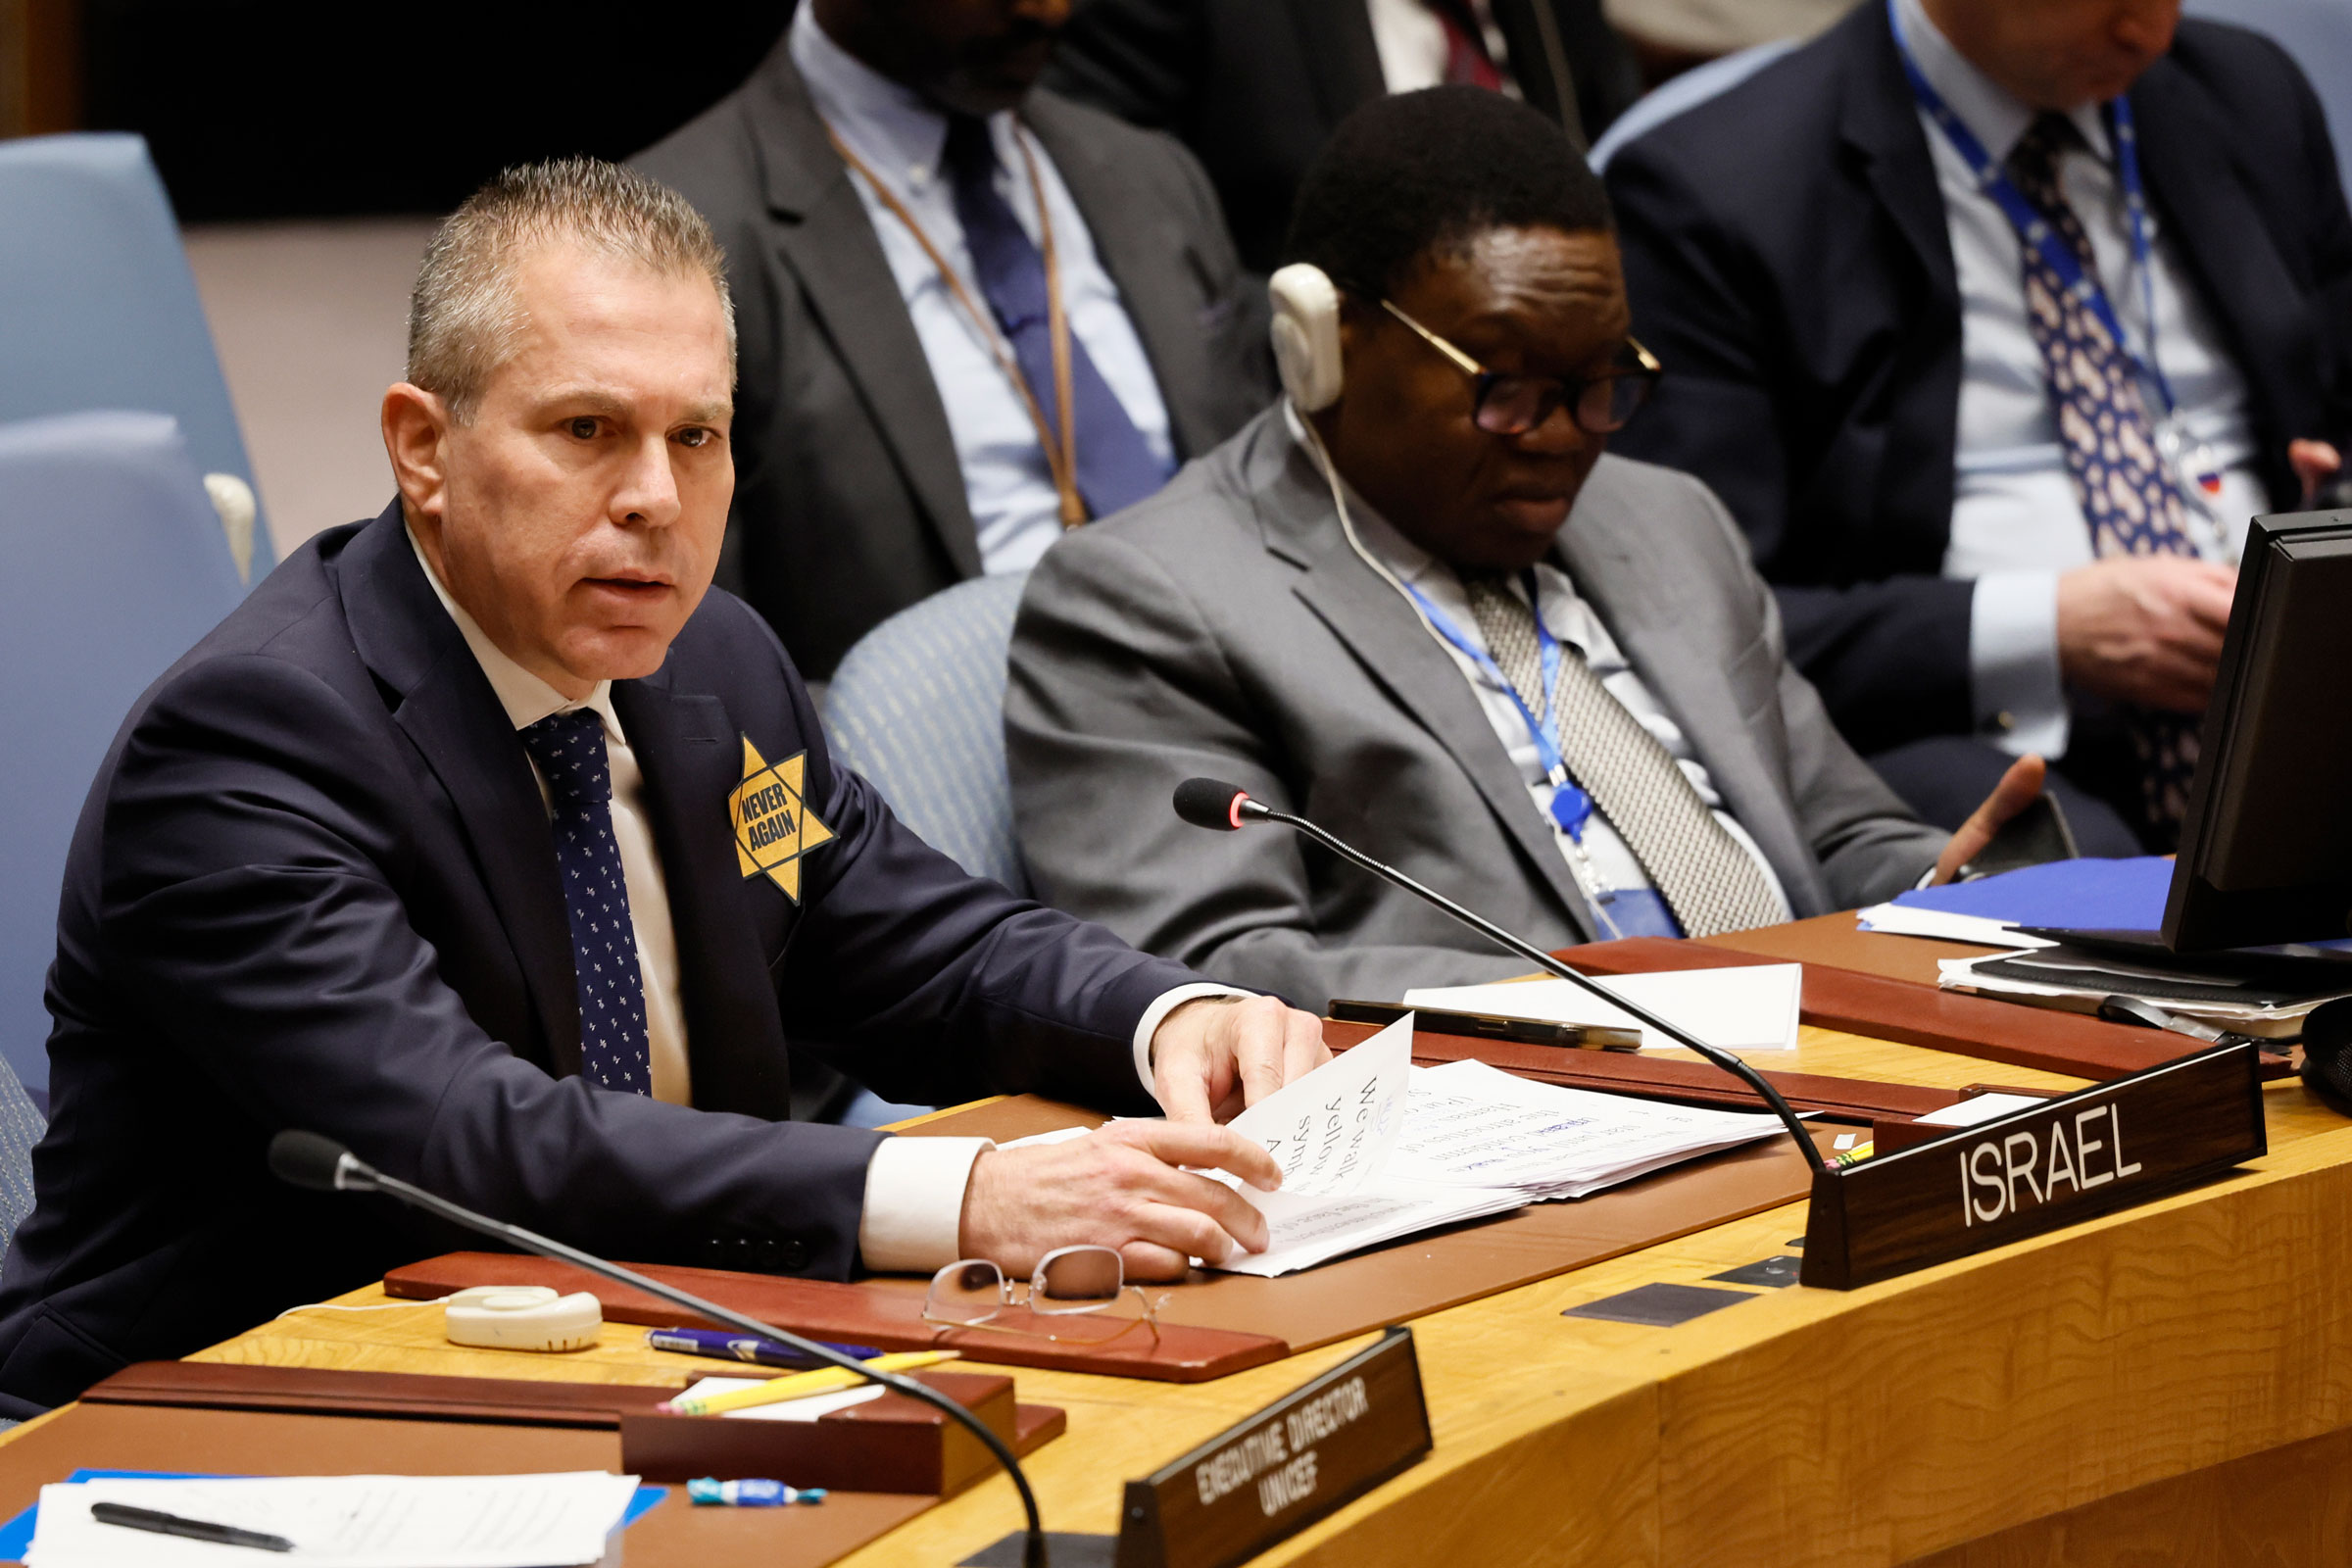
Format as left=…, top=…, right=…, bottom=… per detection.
left=635, top=37, right=1272, bottom=679
left=0, top=504, right=1193, bottom=1414
left=1605, top=5, right=2352, bottom=756
left=1046, top=0, right=1642, bottom=274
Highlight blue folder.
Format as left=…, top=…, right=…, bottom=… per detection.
left=1891, top=856, right=2175, bottom=933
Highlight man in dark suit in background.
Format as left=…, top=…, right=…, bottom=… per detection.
left=1605, top=0, right=2352, bottom=852
left=0, top=159, right=1325, bottom=1415
left=1046, top=0, right=1641, bottom=275
left=636, top=0, right=1271, bottom=679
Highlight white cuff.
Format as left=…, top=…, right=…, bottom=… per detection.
left=1131, top=983, right=1253, bottom=1109
left=1968, top=570, right=2070, bottom=760
left=858, top=1135, right=993, bottom=1274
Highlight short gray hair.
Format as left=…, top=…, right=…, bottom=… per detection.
left=408, top=158, right=736, bottom=422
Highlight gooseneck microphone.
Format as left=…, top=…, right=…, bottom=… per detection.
left=1172, top=779, right=1832, bottom=1172
left=268, top=1131, right=1053, bottom=1568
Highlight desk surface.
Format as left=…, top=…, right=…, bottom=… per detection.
left=12, top=922, right=2352, bottom=1568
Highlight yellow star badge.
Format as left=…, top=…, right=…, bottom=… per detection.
left=729, top=737, right=834, bottom=903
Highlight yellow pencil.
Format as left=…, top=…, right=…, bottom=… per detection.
left=659, top=1349, right=960, bottom=1416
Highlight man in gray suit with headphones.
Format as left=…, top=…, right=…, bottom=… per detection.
left=1005, top=87, right=2042, bottom=1011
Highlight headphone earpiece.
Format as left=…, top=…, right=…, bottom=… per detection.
left=1267, top=263, right=1344, bottom=414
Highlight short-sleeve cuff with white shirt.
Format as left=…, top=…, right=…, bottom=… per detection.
left=855, top=981, right=1251, bottom=1273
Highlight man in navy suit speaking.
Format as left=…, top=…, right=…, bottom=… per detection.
left=0, top=159, right=1326, bottom=1414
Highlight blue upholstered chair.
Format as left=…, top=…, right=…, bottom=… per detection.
left=0, top=132, right=274, bottom=582
left=821, top=572, right=1035, bottom=897
left=819, top=572, right=1032, bottom=1128
left=0, top=412, right=248, bottom=1102
left=2184, top=0, right=2352, bottom=200
left=1588, top=39, right=1805, bottom=173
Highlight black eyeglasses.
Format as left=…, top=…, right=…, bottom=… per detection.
left=1378, top=298, right=1663, bottom=436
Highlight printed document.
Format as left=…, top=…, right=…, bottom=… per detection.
left=25, top=1472, right=641, bottom=1568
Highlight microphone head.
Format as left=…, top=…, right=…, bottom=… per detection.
left=1173, top=777, right=1252, bottom=831
left=268, top=1130, right=371, bottom=1193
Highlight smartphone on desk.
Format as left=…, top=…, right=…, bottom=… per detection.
left=1329, top=999, right=1642, bottom=1052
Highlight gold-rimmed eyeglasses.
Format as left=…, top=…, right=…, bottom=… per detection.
left=921, top=1246, right=1163, bottom=1347
left=1379, top=296, right=1663, bottom=437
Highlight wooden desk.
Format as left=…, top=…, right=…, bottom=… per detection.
left=13, top=927, right=2352, bottom=1567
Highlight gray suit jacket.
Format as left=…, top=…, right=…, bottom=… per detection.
left=636, top=37, right=1273, bottom=678
left=1005, top=408, right=1944, bottom=1011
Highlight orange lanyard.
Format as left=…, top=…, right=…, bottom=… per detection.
left=824, top=120, right=1087, bottom=527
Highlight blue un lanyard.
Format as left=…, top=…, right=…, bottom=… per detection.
left=1886, top=0, right=2180, bottom=422
left=1398, top=567, right=1597, bottom=842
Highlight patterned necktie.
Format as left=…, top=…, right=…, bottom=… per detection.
left=1463, top=573, right=1784, bottom=938
left=2006, top=113, right=2200, bottom=841
left=517, top=710, right=651, bottom=1095
left=1424, top=0, right=1505, bottom=91
left=941, top=114, right=1173, bottom=520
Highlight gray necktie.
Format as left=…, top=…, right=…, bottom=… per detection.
left=1462, top=572, right=1783, bottom=938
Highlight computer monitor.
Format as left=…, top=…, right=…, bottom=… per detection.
left=2163, top=511, right=2352, bottom=952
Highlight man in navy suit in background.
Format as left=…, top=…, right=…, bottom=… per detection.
left=0, top=158, right=1326, bottom=1414
left=1605, top=0, right=2352, bottom=853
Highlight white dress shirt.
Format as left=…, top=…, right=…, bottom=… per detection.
left=1367, top=0, right=1521, bottom=96
left=1296, top=417, right=1792, bottom=930
left=1894, top=0, right=2265, bottom=760
left=405, top=525, right=1234, bottom=1271
left=793, top=7, right=1177, bottom=575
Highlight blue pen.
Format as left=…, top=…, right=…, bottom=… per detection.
left=645, top=1326, right=881, bottom=1370
left=689, top=1478, right=826, bottom=1507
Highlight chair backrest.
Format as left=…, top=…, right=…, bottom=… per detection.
left=820, top=572, right=1032, bottom=895
left=2184, top=0, right=2352, bottom=198
left=1588, top=39, right=1806, bottom=172
left=0, top=1051, right=44, bottom=1254
left=0, top=133, right=274, bottom=581
left=0, top=412, right=248, bottom=1097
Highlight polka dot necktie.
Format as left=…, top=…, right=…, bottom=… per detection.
left=2007, top=113, right=2200, bottom=842
left=1462, top=573, right=1784, bottom=939
left=517, top=709, right=651, bottom=1095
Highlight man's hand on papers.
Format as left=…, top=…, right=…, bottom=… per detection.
left=2056, top=554, right=2235, bottom=712
left=957, top=1121, right=1281, bottom=1279
left=1151, top=994, right=1331, bottom=1124
left=1930, top=753, right=2046, bottom=887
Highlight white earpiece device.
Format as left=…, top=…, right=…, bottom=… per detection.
left=441, top=1285, right=604, bottom=1352
left=1268, top=263, right=1344, bottom=413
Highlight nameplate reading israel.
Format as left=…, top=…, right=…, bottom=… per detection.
left=1800, top=1040, right=2266, bottom=1290
left=1115, top=1327, right=1430, bottom=1568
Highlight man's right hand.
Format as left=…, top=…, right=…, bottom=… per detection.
left=2055, top=555, right=2235, bottom=712
left=956, top=1120, right=1281, bottom=1281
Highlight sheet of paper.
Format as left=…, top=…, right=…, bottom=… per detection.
left=1222, top=1013, right=1413, bottom=1195
left=1382, top=1060, right=1786, bottom=1194
left=1912, top=1092, right=2046, bottom=1129
left=674, top=1378, right=889, bottom=1422
left=1403, top=964, right=1802, bottom=1052
left=24, top=1472, right=641, bottom=1568
left=1856, top=903, right=2056, bottom=948
left=1215, top=1179, right=1528, bottom=1277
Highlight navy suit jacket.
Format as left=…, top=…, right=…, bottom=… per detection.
left=1606, top=5, right=2352, bottom=756
left=0, top=504, right=1191, bottom=1413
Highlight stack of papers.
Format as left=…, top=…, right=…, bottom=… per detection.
left=1936, top=946, right=2352, bottom=1039
left=1401, top=964, right=1803, bottom=1052
left=24, top=1473, right=643, bottom=1568
left=1055, top=1017, right=1788, bottom=1276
